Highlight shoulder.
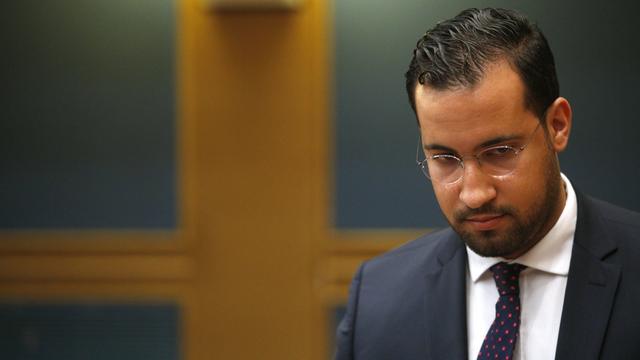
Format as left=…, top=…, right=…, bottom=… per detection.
left=337, top=228, right=463, bottom=359
left=359, top=227, right=463, bottom=280
left=580, top=195, right=640, bottom=235
left=577, top=194, right=640, bottom=259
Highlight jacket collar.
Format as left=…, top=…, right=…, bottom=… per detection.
left=553, top=191, right=620, bottom=360
left=423, top=229, right=469, bottom=360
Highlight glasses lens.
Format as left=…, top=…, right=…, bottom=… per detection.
left=478, top=146, right=518, bottom=176
left=426, top=155, right=462, bottom=183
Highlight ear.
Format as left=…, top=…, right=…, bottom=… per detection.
left=544, top=97, right=572, bottom=152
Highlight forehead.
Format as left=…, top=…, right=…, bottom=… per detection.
left=415, top=60, right=535, bottom=149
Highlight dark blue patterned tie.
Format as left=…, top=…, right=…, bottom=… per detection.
left=476, top=262, right=526, bottom=360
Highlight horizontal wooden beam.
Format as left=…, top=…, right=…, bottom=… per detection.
left=0, top=255, right=194, bottom=282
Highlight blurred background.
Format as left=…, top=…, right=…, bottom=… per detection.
left=1, top=0, right=639, bottom=359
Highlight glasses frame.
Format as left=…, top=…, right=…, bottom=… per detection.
left=416, top=123, right=542, bottom=184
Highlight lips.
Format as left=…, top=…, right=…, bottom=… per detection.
left=464, top=214, right=506, bottom=231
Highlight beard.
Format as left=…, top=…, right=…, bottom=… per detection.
left=450, top=153, right=563, bottom=258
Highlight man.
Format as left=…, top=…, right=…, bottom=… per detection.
left=335, top=8, right=640, bottom=360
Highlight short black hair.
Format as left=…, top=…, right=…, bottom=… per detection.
left=405, top=8, right=558, bottom=120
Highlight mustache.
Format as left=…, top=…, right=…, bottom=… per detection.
left=453, top=204, right=516, bottom=222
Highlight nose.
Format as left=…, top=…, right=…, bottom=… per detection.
left=458, top=160, right=497, bottom=209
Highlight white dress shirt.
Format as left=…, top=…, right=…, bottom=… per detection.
left=466, top=174, right=577, bottom=360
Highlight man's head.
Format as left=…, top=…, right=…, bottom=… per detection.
left=407, top=8, right=572, bottom=259
left=405, top=8, right=558, bottom=121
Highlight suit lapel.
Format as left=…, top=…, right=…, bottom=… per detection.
left=424, top=231, right=468, bottom=360
left=555, top=194, right=621, bottom=360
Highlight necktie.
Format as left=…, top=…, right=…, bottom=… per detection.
left=477, top=262, right=526, bottom=360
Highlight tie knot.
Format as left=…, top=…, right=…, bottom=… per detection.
left=489, top=262, right=526, bottom=296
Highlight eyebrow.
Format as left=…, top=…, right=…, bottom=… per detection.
left=423, top=134, right=525, bottom=154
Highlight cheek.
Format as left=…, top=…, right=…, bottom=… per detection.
left=512, top=156, right=552, bottom=197
left=497, top=182, right=525, bottom=209
left=432, top=185, right=459, bottom=219
left=497, top=169, right=546, bottom=212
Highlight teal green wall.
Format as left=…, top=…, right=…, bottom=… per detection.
left=1, top=0, right=176, bottom=229
left=0, top=303, right=179, bottom=360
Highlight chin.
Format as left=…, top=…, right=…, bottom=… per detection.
left=459, top=230, right=528, bottom=258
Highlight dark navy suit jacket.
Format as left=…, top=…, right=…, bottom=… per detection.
left=335, top=194, right=640, bottom=359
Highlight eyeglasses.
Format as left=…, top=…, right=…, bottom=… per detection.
left=416, top=123, right=541, bottom=184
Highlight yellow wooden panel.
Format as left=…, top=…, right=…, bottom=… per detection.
left=180, top=0, right=329, bottom=357
left=0, top=230, right=189, bottom=253
left=0, top=255, right=194, bottom=282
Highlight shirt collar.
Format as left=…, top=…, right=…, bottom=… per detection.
left=467, top=173, right=577, bottom=282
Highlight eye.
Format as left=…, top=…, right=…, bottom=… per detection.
left=481, top=146, right=515, bottom=159
left=430, top=154, right=461, bottom=167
